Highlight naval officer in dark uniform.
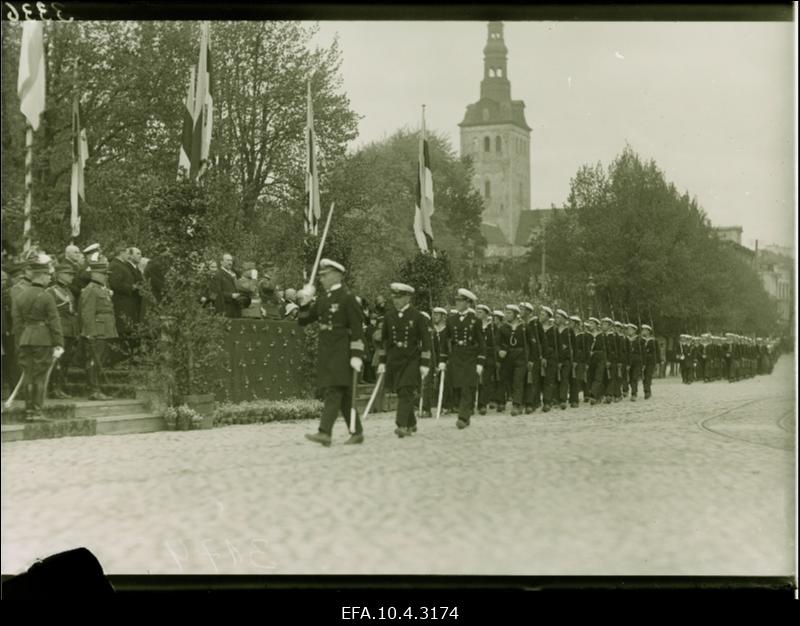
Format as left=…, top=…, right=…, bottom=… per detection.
left=297, top=259, right=365, bottom=446
left=437, top=288, right=485, bottom=429
left=375, top=282, right=432, bottom=438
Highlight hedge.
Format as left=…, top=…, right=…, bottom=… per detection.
left=212, top=398, right=323, bottom=427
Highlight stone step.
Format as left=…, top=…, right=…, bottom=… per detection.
left=72, top=399, right=151, bottom=419
left=64, top=368, right=137, bottom=384
left=62, top=382, right=137, bottom=399
left=1, top=412, right=164, bottom=443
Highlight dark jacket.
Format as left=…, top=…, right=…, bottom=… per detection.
left=109, top=257, right=142, bottom=333
left=297, top=284, right=365, bottom=388
left=80, top=281, right=118, bottom=339
left=438, top=311, right=486, bottom=389
left=214, top=268, right=242, bottom=318
left=378, top=304, right=432, bottom=391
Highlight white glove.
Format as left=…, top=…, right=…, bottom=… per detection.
left=437, top=362, right=446, bottom=372
left=377, top=363, right=386, bottom=375
left=350, top=357, right=363, bottom=372
left=476, top=364, right=484, bottom=377
left=498, top=350, right=507, bottom=359
left=420, top=366, right=430, bottom=380
left=297, top=283, right=316, bottom=306
left=53, top=346, right=65, bottom=359
left=232, top=292, right=240, bottom=300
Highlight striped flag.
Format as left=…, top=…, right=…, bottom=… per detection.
left=413, top=107, right=435, bottom=254
left=305, top=80, right=321, bottom=235
left=178, top=66, right=195, bottom=178
left=70, top=95, right=88, bottom=238
left=17, top=21, right=46, bottom=131
left=190, top=22, right=213, bottom=180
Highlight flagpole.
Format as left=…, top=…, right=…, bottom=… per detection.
left=23, top=123, right=33, bottom=253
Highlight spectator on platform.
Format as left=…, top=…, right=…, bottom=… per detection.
left=213, top=253, right=244, bottom=318
left=108, top=246, right=143, bottom=365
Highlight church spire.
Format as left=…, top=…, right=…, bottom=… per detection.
left=481, top=21, right=510, bottom=103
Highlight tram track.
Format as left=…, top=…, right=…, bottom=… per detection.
left=697, top=396, right=794, bottom=452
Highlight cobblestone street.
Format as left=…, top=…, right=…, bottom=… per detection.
left=1, top=358, right=795, bottom=576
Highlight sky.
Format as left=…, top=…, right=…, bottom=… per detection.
left=312, top=20, right=796, bottom=249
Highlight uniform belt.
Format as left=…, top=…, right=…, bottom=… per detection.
left=394, top=342, right=408, bottom=348
left=456, top=340, right=469, bottom=346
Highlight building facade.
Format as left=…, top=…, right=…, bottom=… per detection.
left=460, top=22, right=531, bottom=255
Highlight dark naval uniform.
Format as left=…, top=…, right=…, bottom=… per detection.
left=80, top=278, right=119, bottom=399
left=642, top=336, right=660, bottom=398
left=423, top=322, right=448, bottom=414
left=378, top=304, right=431, bottom=431
left=478, top=319, right=500, bottom=413
left=587, top=331, right=607, bottom=403
left=501, top=321, right=529, bottom=412
left=524, top=318, right=543, bottom=411
left=604, top=330, right=619, bottom=401
left=678, top=339, right=692, bottom=384
left=47, top=279, right=79, bottom=398
left=617, top=331, right=629, bottom=398
left=12, top=282, right=63, bottom=416
left=298, top=283, right=365, bottom=436
left=627, top=333, right=644, bottom=399
left=439, top=310, right=486, bottom=425
left=569, top=328, right=588, bottom=406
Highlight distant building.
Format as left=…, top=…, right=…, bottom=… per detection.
left=460, top=21, right=531, bottom=256
left=762, top=243, right=794, bottom=259
left=480, top=208, right=562, bottom=258
left=755, top=248, right=793, bottom=331
left=713, top=226, right=743, bottom=246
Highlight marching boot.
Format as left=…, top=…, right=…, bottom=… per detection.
left=304, top=432, right=332, bottom=447
left=394, top=426, right=410, bottom=438
left=344, top=433, right=364, bottom=445
left=560, top=402, right=567, bottom=410
left=542, top=404, right=551, bottom=413
left=630, top=395, right=637, bottom=402
left=456, top=419, right=469, bottom=429
left=478, top=406, right=487, bottom=416
left=510, top=405, right=521, bottom=416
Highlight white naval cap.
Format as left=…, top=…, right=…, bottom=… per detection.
left=505, top=304, right=521, bottom=315
left=433, top=307, right=448, bottom=315
left=319, top=258, right=345, bottom=274
left=389, top=282, right=415, bottom=294
left=476, top=304, right=491, bottom=314
left=456, top=288, right=477, bottom=303
left=555, top=309, right=569, bottom=319
left=540, top=305, right=554, bottom=317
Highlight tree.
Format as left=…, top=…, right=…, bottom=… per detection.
left=1, top=21, right=358, bottom=262
left=324, top=128, right=485, bottom=300
left=535, top=145, right=777, bottom=336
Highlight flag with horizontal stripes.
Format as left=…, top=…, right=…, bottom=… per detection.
left=17, top=21, right=46, bottom=131
left=305, top=80, right=321, bottom=235
left=190, top=22, right=213, bottom=180
left=70, top=94, right=88, bottom=238
left=178, top=66, right=195, bottom=178
left=413, top=107, right=435, bottom=254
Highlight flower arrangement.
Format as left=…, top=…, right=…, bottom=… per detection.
left=212, top=398, right=323, bottom=427
left=162, top=404, right=205, bottom=431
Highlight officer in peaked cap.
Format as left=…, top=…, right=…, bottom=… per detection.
left=376, top=282, right=431, bottom=438
left=80, top=256, right=117, bottom=401
left=46, top=261, right=79, bottom=399
left=11, top=254, right=64, bottom=420
left=297, top=259, right=366, bottom=446
left=438, top=288, right=485, bottom=429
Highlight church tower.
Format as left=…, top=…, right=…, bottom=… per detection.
left=459, top=21, right=531, bottom=248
